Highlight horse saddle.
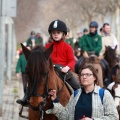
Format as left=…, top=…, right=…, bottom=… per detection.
left=53, top=64, right=80, bottom=91
left=53, top=64, right=72, bottom=80
left=100, top=59, right=109, bottom=72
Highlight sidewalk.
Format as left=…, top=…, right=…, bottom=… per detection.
left=0, top=60, right=27, bottom=120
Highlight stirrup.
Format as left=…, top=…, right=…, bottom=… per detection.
left=19, top=106, right=28, bottom=119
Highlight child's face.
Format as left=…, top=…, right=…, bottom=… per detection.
left=51, top=30, right=63, bottom=41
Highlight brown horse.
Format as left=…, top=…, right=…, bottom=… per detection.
left=104, top=45, right=117, bottom=71
left=75, top=51, right=104, bottom=87
left=103, top=45, right=119, bottom=87
left=21, top=44, right=78, bottom=120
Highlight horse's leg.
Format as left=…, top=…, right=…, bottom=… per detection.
left=94, top=64, right=104, bottom=88
left=29, top=108, right=40, bottom=120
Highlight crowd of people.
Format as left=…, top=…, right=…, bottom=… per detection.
left=15, top=19, right=119, bottom=120
left=66, top=21, right=119, bottom=57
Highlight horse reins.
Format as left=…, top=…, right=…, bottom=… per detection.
left=29, top=71, right=49, bottom=120
left=30, top=71, right=67, bottom=119
left=19, top=72, right=49, bottom=119
left=113, top=82, right=120, bottom=99
left=19, top=69, right=67, bottom=120
left=114, top=96, right=120, bottom=99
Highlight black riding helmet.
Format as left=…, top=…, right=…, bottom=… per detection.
left=89, top=21, right=98, bottom=28
left=48, top=20, right=67, bottom=35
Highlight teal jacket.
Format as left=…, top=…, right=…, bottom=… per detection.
left=82, top=33, right=102, bottom=55
left=78, top=35, right=86, bottom=49
left=16, top=54, right=27, bottom=73
left=26, top=37, right=43, bottom=47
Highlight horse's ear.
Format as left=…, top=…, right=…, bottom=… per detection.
left=21, top=43, right=31, bottom=60
left=44, top=44, right=54, bottom=60
left=105, top=46, right=108, bottom=51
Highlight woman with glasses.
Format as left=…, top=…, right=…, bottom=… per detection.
left=46, top=64, right=119, bottom=120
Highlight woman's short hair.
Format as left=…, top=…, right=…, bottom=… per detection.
left=79, top=64, right=98, bottom=84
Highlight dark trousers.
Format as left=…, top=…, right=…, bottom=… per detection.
left=21, top=73, right=27, bottom=93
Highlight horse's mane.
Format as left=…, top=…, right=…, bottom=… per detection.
left=104, top=46, right=116, bottom=67
left=26, top=45, right=53, bottom=90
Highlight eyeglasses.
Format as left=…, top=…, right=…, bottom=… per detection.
left=80, top=73, right=93, bottom=77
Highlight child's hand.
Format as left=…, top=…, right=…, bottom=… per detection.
left=61, top=66, right=70, bottom=73
left=48, top=90, right=57, bottom=101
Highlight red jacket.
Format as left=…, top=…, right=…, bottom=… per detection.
left=45, top=40, right=75, bottom=70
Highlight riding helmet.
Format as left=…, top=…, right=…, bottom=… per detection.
left=67, top=27, right=70, bottom=32
left=89, top=21, right=98, bottom=28
left=48, top=20, right=67, bottom=35
left=31, top=31, right=35, bottom=35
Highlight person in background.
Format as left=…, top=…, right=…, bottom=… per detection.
left=100, top=23, right=119, bottom=55
left=74, top=31, right=83, bottom=59
left=26, top=31, right=36, bottom=48
left=78, top=28, right=88, bottom=49
left=65, top=28, right=74, bottom=49
left=36, top=32, right=43, bottom=46
left=16, top=46, right=30, bottom=93
left=83, top=28, right=88, bottom=35
left=82, top=21, right=102, bottom=56
left=75, top=31, right=82, bottom=50
left=16, top=46, right=31, bottom=105
left=26, top=31, right=43, bottom=49
left=47, top=64, right=119, bottom=120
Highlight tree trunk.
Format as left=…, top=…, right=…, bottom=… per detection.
left=111, top=12, right=115, bottom=34
left=115, top=6, right=120, bottom=43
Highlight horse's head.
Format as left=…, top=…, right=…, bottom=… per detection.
left=104, top=45, right=117, bottom=68
left=83, top=51, right=103, bottom=64
left=21, top=43, right=55, bottom=112
left=112, top=75, right=120, bottom=109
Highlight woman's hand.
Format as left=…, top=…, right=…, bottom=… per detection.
left=48, top=90, right=57, bottom=101
left=61, top=66, right=70, bottom=73
left=80, top=117, right=93, bottom=120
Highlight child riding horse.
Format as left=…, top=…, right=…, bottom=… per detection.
left=18, top=44, right=79, bottom=120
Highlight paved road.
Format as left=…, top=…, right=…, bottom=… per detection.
left=0, top=60, right=27, bottom=120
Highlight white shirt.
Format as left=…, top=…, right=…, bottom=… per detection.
left=100, top=33, right=119, bottom=55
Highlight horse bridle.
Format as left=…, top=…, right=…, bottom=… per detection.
left=30, top=71, right=49, bottom=119
left=114, top=82, right=120, bottom=99
left=19, top=71, right=49, bottom=120
left=19, top=71, right=67, bottom=120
